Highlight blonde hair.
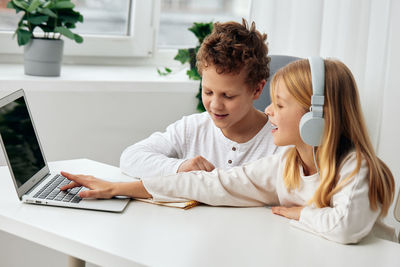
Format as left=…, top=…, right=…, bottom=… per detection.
left=270, top=59, right=395, bottom=216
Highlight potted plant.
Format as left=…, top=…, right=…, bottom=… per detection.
left=158, top=22, right=213, bottom=112
left=7, top=0, right=84, bottom=76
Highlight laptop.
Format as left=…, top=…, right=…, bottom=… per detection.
left=0, top=89, right=129, bottom=212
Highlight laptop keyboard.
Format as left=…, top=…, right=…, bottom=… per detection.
left=33, top=174, right=83, bottom=203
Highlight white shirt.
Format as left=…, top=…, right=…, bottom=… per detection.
left=142, top=148, right=397, bottom=244
left=120, top=112, right=281, bottom=177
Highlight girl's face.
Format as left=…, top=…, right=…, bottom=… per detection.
left=201, top=65, right=262, bottom=133
left=265, top=78, right=306, bottom=147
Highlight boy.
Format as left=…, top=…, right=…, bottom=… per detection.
left=120, top=19, right=281, bottom=177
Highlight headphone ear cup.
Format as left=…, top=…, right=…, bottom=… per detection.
left=299, top=112, right=325, bottom=147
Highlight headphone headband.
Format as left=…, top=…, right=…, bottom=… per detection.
left=308, top=57, right=325, bottom=118
left=308, top=57, right=325, bottom=97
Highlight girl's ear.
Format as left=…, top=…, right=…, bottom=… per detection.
left=253, top=79, right=266, bottom=100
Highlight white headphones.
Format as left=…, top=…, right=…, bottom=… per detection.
left=299, top=57, right=325, bottom=147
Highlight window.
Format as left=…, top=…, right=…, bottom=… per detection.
left=158, top=0, right=251, bottom=48
left=0, top=0, right=157, bottom=57
left=0, top=0, right=253, bottom=61
left=0, top=0, right=131, bottom=36
left=72, top=0, right=131, bottom=36
left=0, top=0, right=20, bottom=31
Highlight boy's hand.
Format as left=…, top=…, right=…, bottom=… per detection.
left=271, top=206, right=304, bottom=220
left=177, top=156, right=215, bottom=173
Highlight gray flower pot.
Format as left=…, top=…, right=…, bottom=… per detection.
left=24, top=38, right=64, bottom=77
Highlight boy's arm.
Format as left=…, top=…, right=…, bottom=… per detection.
left=120, top=118, right=188, bottom=178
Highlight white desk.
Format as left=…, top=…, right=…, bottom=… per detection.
left=0, top=159, right=399, bottom=267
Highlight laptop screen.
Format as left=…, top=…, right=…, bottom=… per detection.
left=0, top=96, right=46, bottom=188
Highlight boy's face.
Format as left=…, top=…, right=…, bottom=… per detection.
left=201, top=65, right=261, bottom=133
left=265, top=79, right=306, bottom=147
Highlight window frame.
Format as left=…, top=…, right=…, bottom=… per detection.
left=0, top=0, right=159, bottom=58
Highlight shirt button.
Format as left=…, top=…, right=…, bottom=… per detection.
left=232, top=147, right=236, bottom=151
left=228, top=160, right=232, bottom=164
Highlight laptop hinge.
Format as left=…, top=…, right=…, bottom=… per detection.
left=25, top=173, right=51, bottom=195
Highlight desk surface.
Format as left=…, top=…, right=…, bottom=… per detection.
left=0, top=159, right=399, bottom=267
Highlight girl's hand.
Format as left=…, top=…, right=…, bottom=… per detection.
left=60, top=171, right=115, bottom=199
left=271, top=206, right=304, bottom=220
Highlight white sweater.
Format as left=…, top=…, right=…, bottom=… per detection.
left=142, top=148, right=397, bottom=244
left=120, top=112, right=281, bottom=177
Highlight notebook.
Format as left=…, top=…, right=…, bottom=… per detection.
left=0, top=89, right=129, bottom=212
left=135, top=198, right=199, bottom=210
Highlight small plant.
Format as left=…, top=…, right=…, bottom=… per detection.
left=158, top=22, right=213, bottom=112
left=7, top=0, right=84, bottom=46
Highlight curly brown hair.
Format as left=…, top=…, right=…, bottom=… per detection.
left=196, top=18, right=270, bottom=89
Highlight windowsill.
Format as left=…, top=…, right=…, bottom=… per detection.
left=0, top=63, right=199, bottom=92
left=0, top=64, right=199, bottom=95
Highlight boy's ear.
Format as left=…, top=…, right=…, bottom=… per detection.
left=252, top=79, right=266, bottom=100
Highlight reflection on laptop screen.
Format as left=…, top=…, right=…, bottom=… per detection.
left=0, top=96, right=45, bottom=188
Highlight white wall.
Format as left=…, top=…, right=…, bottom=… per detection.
left=0, top=65, right=198, bottom=267
left=0, top=66, right=198, bottom=167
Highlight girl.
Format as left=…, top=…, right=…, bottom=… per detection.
left=61, top=58, right=396, bottom=244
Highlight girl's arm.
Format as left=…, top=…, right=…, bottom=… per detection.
left=290, top=154, right=383, bottom=244
left=62, top=152, right=283, bottom=206
left=60, top=171, right=152, bottom=199
left=141, top=154, right=282, bottom=206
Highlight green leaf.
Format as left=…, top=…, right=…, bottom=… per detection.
left=157, top=67, right=172, bottom=76
left=11, top=0, right=29, bottom=10
left=38, top=24, right=53, bottom=32
left=162, top=21, right=212, bottom=112
left=27, top=0, right=41, bottom=13
left=16, top=28, right=32, bottom=46
left=42, top=1, right=52, bottom=8
left=27, top=15, right=48, bottom=25
left=65, top=22, right=76, bottom=29
left=54, top=26, right=74, bottom=39
left=6, top=1, right=14, bottom=8
left=53, top=1, right=75, bottom=9
left=38, top=7, right=57, bottom=18
left=74, top=34, right=83, bottom=43
left=186, top=68, right=201, bottom=80
left=174, top=49, right=190, bottom=64
left=17, top=14, right=27, bottom=27
left=58, top=12, right=81, bottom=24
left=196, top=84, right=206, bottom=112
left=188, top=22, right=213, bottom=44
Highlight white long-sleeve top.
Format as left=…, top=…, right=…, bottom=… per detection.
left=120, top=112, right=281, bottom=177
left=142, top=148, right=397, bottom=244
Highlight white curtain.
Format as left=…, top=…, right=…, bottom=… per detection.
left=250, top=0, right=400, bottom=230
left=250, top=0, right=395, bottom=149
